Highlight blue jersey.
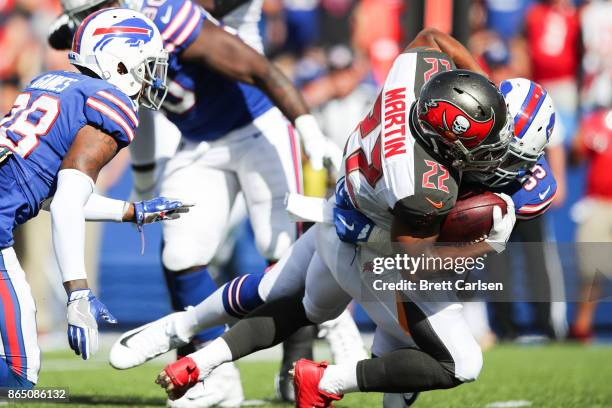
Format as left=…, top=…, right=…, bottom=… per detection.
left=504, top=156, right=557, bottom=220
left=0, top=71, right=137, bottom=248
left=139, top=0, right=273, bottom=141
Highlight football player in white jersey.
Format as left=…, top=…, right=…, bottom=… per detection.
left=107, top=27, right=517, bottom=404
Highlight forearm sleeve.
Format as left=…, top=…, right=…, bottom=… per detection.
left=83, top=194, right=130, bottom=222
left=50, top=169, right=94, bottom=283
left=42, top=194, right=129, bottom=222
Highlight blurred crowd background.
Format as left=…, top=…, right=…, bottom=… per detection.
left=1, top=0, right=611, bottom=347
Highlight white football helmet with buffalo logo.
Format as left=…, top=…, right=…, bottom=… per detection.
left=481, top=78, right=556, bottom=187
left=69, top=7, right=168, bottom=109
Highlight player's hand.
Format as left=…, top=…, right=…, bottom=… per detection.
left=129, top=165, right=157, bottom=201
left=133, top=197, right=194, bottom=226
left=295, top=114, right=342, bottom=171
left=66, top=289, right=117, bottom=360
left=484, top=193, right=516, bottom=253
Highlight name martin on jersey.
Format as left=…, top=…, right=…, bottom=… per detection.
left=383, top=87, right=408, bottom=159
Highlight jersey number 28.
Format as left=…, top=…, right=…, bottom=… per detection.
left=0, top=93, right=60, bottom=158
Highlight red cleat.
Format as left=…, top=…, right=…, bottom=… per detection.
left=155, top=357, right=200, bottom=400
left=568, top=325, right=594, bottom=344
left=292, top=359, right=343, bottom=408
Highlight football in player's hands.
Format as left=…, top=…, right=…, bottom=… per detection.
left=438, top=190, right=508, bottom=243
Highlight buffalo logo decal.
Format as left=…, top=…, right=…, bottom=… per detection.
left=92, top=18, right=154, bottom=52
left=419, top=100, right=495, bottom=148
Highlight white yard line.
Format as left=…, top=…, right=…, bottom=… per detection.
left=486, top=400, right=532, bottom=408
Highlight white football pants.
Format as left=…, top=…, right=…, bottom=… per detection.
left=160, top=107, right=302, bottom=271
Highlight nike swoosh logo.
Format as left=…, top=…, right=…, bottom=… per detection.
left=425, top=196, right=444, bottom=209
left=338, top=215, right=355, bottom=231
left=160, top=6, right=173, bottom=24
left=120, top=327, right=146, bottom=347
left=539, top=186, right=551, bottom=200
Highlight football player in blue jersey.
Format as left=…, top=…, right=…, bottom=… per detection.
left=52, top=1, right=344, bottom=406
left=0, top=8, right=194, bottom=389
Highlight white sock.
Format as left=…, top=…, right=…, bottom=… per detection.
left=189, top=337, right=233, bottom=380
left=173, top=307, right=199, bottom=341
left=191, top=284, right=239, bottom=333
left=318, top=362, right=359, bottom=395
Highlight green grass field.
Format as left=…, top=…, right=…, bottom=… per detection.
left=16, top=344, right=612, bottom=407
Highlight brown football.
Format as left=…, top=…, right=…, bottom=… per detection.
left=438, top=190, right=507, bottom=243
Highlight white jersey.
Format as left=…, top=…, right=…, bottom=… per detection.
left=340, top=49, right=460, bottom=232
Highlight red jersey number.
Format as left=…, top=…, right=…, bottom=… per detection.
left=423, top=57, right=452, bottom=82
left=422, top=160, right=450, bottom=193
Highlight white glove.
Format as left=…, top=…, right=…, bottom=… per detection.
left=130, top=164, right=157, bottom=202
left=295, top=114, right=342, bottom=171
left=485, top=193, right=516, bottom=253
left=66, top=289, right=117, bottom=360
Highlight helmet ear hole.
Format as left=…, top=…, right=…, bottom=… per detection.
left=117, top=62, right=128, bottom=75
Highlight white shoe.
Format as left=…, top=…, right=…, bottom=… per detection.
left=167, top=362, right=244, bottom=408
left=319, top=309, right=368, bottom=364
left=109, top=311, right=191, bottom=369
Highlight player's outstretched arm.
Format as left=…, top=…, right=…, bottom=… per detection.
left=183, top=20, right=307, bottom=121
left=182, top=20, right=341, bottom=170
left=406, top=28, right=487, bottom=76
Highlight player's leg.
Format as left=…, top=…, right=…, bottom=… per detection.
left=295, top=225, right=482, bottom=399
left=170, top=225, right=316, bottom=340
left=313, top=300, right=482, bottom=397
left=200, top=231, right=326, bottom=362
left=237, top=107, right=302, bottom=262
left=155, top=232, right=333, bottom=399
left=516, top=218, right=567, bottom=340
left=160, top=144, right=239, bottom=349
left=235, top=107, right=314, bottom=400
left=110, top=226, right=317, bottom=368
left=485, top=247, right=517, bottom=339
left=372, top=328, right=419, bottom=408
left=0, top=248, right=39, bottom=389
left=158, top=145, right=245, bottom=408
